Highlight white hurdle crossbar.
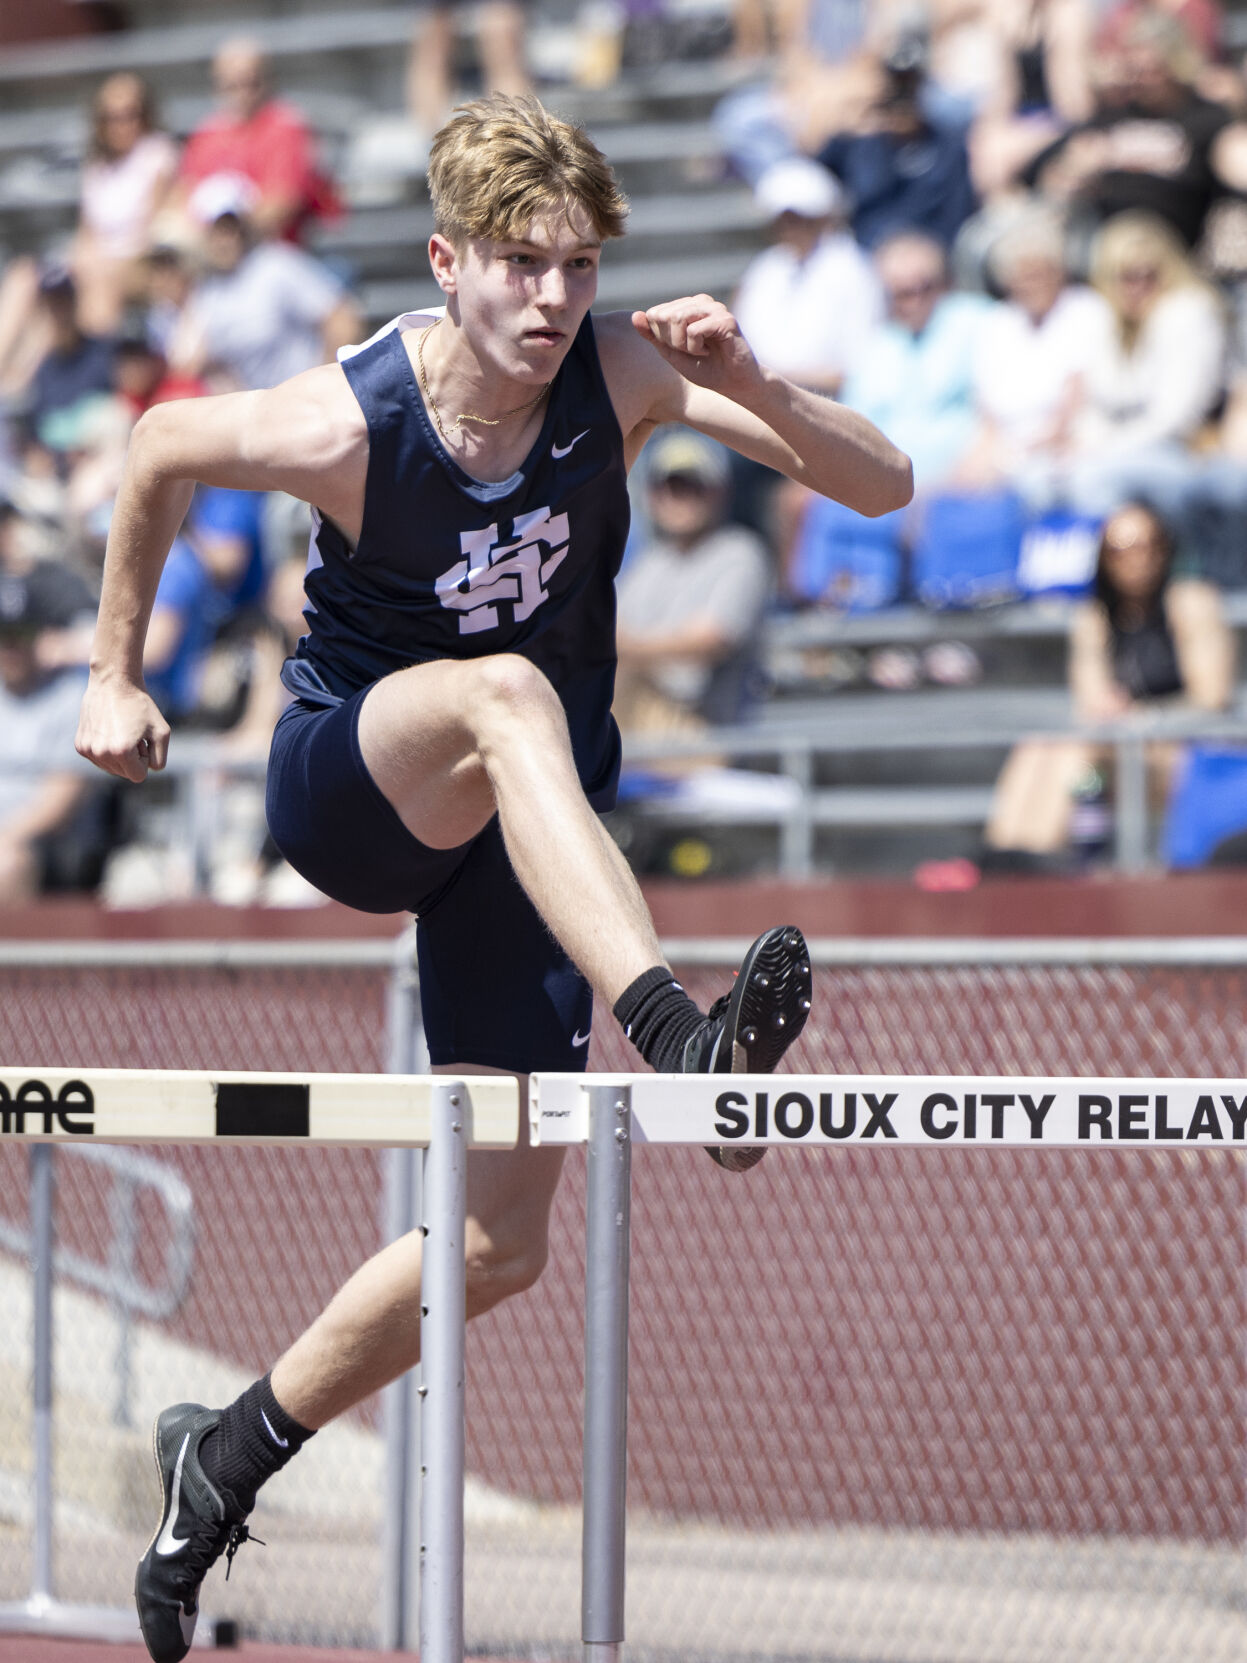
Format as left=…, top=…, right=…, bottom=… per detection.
left=6, top=1064, right=1246, bottom=1662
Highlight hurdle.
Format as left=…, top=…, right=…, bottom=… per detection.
left=527, top=1068, right=1247, bottom=1663
left=5, top=1061, right=1246, bottom=1660
left=0, top=1066, right=520, bottom=1660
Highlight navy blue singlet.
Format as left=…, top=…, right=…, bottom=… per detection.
left=281, top=311, right=630, bottom=809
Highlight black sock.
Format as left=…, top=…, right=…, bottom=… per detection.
left=198, top=1374, right=315, bottom=1519
left=613, top=966, right=705, bottom=1072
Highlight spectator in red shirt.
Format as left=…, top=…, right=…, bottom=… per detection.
left=176, top=37, right=340, bottom=244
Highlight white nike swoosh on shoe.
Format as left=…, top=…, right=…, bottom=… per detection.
left=261, top=1408, right=289, bottom=1448
left=155, top=1435, right=192, bottom=1557
left=552, top=430, right=590, bottom=460
left=571, top=1028, right=591, bottom=1047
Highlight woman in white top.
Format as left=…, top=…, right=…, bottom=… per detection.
left=73, top=73, right=179, bottom=334
left=956, top=209, right=1110, bottom=503
left=1062, top=210, right=1227, bottom=519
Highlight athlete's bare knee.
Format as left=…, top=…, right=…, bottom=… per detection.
left=470, top=655, right=566, bottom=748
left=474, top=653, right=557, bottom=712
left=464, top=1216, right=550, bottom=1313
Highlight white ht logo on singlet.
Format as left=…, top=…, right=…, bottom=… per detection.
left=435, top=506, right=570, bottom=635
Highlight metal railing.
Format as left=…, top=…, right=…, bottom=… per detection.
left=0, top=1144, right=193, bottom=1429
left=142, top=708, right=1247, bottom=890
left=621, top=706, right=1247, bottom=875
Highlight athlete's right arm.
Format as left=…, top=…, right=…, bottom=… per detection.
left=76, top=365, right=366, bottom=783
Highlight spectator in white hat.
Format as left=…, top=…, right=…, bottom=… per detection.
left=733, top=157, right=882, bottom=396
left=168, top=181, right=361, bottom=391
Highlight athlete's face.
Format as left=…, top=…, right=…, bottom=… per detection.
left=435, top=207, right=602, bottom=384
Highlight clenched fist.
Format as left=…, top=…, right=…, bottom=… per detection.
left=76, top=673, right=170, bottom=784
left=631, top=295, right=762, bottom=398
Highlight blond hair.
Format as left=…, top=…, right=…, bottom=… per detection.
left=1090, top=211, right=1213, bottom=349
left=428, top=94, right=628, bottom=247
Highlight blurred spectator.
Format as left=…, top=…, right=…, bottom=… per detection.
left=177, top=38, right=341, bottom=244
left=197, top=551, right=318, bottom=906
left=730, top=0, right=808, bottom=60
left=169, top=190, right=361, bottom=391
left=407, top=1, right=531, bottom=140
left=733, top=158, right=883, bottom=394
left=1023, top=10, right=1235, bottom=249
left=1060, top=210, right=1226, bottom=520
left=188, top=485, right=268, bottom=630
left=113, top=327, right=205, bottom=417
left=615, top=431, right=771, bottom=735
left=784, top=230, right=991, bottom=607
left=815, top=38, right=979, bottom=249
left=983, top=500, right=1233, bottom=865
left=217, top=549, right=309, bottom=760
left=838, top=231, right=990, bottom=489
left=0, top=570, right=103, bottom=903
left=0, top=498, right=97, bottom=672
left=955, top=210, right=1110, bottom=504
left=0, top=259, right=50, bottom=401
left=73, top=73, right=179, bottom=335
left=1097, top=0, right=1224, bottom=74
left=22, top=265, right=116, bottom=454
left=141, top=240, right=198, bottom=361
left=969, top=0, right=1095, bottom=198
left=143, top=533, right=215, bottom=725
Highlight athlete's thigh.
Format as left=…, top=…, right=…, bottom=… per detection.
left=357, top=657, right=499, bottom=850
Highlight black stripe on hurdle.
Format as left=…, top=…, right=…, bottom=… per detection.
left=215, top=1082, right=310, bottom=1138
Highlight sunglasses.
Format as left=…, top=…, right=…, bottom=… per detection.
left=887, top=278, right=941, bottom=302
left=1114, top=267, right=1161, bottom=286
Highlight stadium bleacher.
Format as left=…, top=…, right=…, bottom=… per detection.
left=0, top=3, right=764, bottom=322
left=5, top=0, right=1247, bottom=886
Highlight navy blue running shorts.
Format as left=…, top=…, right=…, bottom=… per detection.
left=266, top=692, right=593, bottom=1075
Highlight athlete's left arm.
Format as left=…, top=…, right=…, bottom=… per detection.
left=599, top=298, right=913, bottom=518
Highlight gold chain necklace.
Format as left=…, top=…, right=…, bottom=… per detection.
left=416, top=317, right=548, bottom=443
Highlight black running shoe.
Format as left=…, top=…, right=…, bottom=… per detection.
left=135, top=1404, right=259, bottom=1663
left=682, top=925, right=812, bottom=1172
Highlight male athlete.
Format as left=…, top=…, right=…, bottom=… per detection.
left=75, top=96, right=911, bottom=1662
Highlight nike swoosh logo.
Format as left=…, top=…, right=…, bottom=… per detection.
left=552, top=430, right=590, bottom=460
left=155, top=1435, right=192, bottom=1557
left=261, top=1409, right=289, bottom=1448
left=571, top=1028, right=591, bottom=1047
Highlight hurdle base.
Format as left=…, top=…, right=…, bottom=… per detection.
left=0, top=1593, right=236, bottom=1648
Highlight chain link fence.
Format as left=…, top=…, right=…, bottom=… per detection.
left=0, top=939, right=1244, bottom=1660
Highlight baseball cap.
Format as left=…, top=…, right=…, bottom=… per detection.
left=0, top=574, right=52, bottom=637
left=188, top=170, right=260, bottom=225
left=0, top=562, right=95, bottom=636
left=754, top=158, right=843, bottom=222
left=647, top=430, right=730, bottom=488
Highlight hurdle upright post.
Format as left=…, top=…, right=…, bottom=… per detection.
left=582, top=1081, right=633, bottom=1663
left=381, top=927, right=427, bottom=1651
left=420, top=1078, right=468, bottom=1663
left=30, top=1143, right=54, bottom=1608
